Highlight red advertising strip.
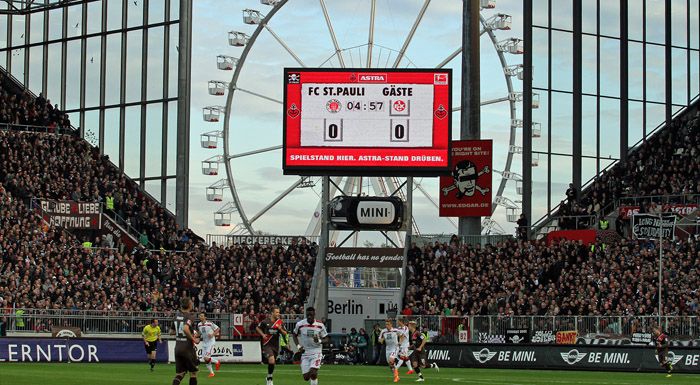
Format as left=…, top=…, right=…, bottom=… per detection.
left=556, top=331, right=578, bottom=345
left=618, top=205, right=640, bottom=219
left=546, top=230, right=597, bottom=246
left=283, top=68, right=451, bottom=175
left=439, top=140, right=492, bottom=217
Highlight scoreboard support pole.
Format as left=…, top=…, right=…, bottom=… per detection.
left=309, top=176, right=331, bottom=322
left=458, top=0, right=482, bottom=236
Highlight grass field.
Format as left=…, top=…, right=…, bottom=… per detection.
left=2, top=363, right=700, bottom=385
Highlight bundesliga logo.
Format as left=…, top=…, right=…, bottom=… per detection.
left=326, top=99, right=341, bottom=113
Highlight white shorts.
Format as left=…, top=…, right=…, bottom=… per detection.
left=200, top=341, right=215, bottom=358
left=398, top=347, right=410, bottom=359
left=300, top=352, right=323, bottom=374
left=386, top=347, right=399, bottom=363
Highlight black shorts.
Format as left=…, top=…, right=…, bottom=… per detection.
left=175, top=345, right=199, bottom=373
left=263, top=344, right=279, bottom=360
left=145, top=341, right=158, bottom=354
left=410, top=350, right=427, bottom=367
left=657, top=350, right=667, bottom=364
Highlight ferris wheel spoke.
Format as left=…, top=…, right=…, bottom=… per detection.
left=229, top=145, right=282, bottom=159
left=367, top=0, right=377, bottom=68
left=452, top=95, right=510, bottom=112
left=248, top=177, right=304, bottom=225
left=415, top=181, right=457, bottom=229
left=435, top=28, right=488, bottom=69
left=262, top=24, right=306, bottom=67
left=393, top=0, right=431, bottom=68
left=234, top=86, right=283, bottom=104
left=319, top=0, right=346, bottom=67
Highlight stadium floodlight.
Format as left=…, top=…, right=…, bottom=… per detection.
left=200, top=131, right=223, bottom=149
left=202, top=155, right=225, bottom=176
left=484, top=14, right=512, bottom=31
left=208, top=81, right=229, bottom=96
left=206, top=179, right=230, bottom=202
left=228, top=31, right=249, bottom=47
left=243, top=9, right=264, bottom=25
left=217, top=55, right=238, bottom=71
left=497, top=38, right=524, bottom=55
left=481, top=0, right=496, bottom=9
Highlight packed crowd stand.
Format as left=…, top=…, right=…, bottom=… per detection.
left=1, top=68, right=699, bottom=351
left=555, top=103, right=699, bottom=231
left=402, top=236, right=699, bottom=317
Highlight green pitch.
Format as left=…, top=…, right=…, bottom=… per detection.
left=3, top=363, right=700, bottom=385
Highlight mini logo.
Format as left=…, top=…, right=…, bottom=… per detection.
left=326, top=99, right=341, bottom=113
left=434, top=104, right=447, bottom=119
left=358, top=73, right=387, bottom=82
left=434, top=73, right=448, bottom=85
left=560, top=349, right=587, bottom=365
left=393, top=100, right=406, bottom=112
left=287, top=73, right=300, bottom=84
left=287, top=103, right=300, bottom=118
left=472, top=348, right=497, bottom=364
left=657, top=351, right=684, bottom=366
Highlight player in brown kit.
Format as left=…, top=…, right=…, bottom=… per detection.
left=171, top=297, right=200, bottom=385
left=256, top=306, right=288, bottom=385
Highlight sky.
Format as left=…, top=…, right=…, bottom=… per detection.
left=187, top=0, right=527, bottom=241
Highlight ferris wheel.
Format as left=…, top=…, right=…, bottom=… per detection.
left=199, top=0, right=537, bottom=240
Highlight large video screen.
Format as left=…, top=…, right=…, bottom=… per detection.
left=283, top=68, right=452, bottom=176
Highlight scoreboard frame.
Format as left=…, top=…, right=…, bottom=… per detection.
left=283, top=67, right=452, bottom=176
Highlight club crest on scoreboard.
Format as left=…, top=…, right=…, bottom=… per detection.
left=434, top=104, right=447, bottom=120
left=287, top=73, right=300, bottom=84
left=287, top=103, right=300, bottom=118
left=326, top=99, right=341, bottom=113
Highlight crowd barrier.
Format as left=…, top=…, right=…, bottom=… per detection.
left=425, top=344, right=700, bottom=373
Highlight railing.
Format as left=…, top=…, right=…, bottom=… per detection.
left=0, top=122, right=76, bottom=135
left=2, top=309, right=304, bottom=339
left=617, top=194, right=700, bottom=207
left=415, top=234, right=514, bottom=246
left=9, top=309, right=696, bottom=345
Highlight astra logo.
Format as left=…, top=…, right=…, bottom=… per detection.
left=560, top=349, right=587, bottom=365
left=472, top=348, right=497, bottom=364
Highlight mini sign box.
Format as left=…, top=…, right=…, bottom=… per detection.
left=329, top=196, right=404, bottom=231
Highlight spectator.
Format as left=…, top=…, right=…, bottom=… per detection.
left=0, top=316, right=7, bottom=337
left=516, top=213, right=528, bottom=240
left=357, top=328, right=369, bottom=363
left=566, top=183, right=577, bottom=202
left=370, top=323, right=382, bottom=365
left=615, top=215, right=625, bottom=237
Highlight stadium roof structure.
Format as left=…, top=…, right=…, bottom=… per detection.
left=0, top=0, right=94, bottom=14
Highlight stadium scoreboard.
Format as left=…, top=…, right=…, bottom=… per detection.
left=283, top=68, right=452, bottom=176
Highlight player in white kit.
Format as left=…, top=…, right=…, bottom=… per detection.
left=292, top=307, right=328, bottom=385
left=395, top=318, right=415, bottom=375
left=197, top=313, right=221, bottom=377
left=379, top=319, right=403, bottom=383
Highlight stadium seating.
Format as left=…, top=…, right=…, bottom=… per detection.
left=555, top=102, right=699, bottom=230
left=404, top=237, right=699, bottom=316
left=0, top=183, right=316, bottom=316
